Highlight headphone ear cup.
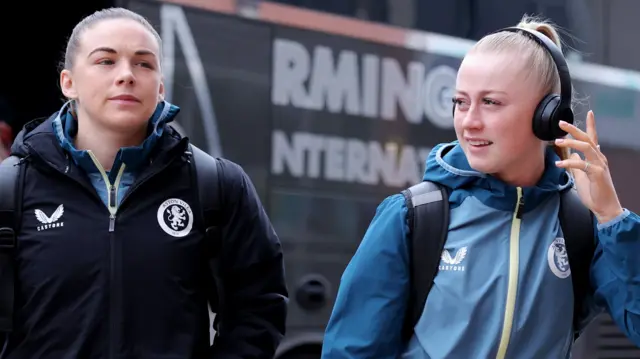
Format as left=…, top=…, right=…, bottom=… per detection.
left=532, top=94, right=561, bottom=141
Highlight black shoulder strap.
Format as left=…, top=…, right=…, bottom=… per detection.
left=400, top=181, right=450, bottom=343
left=0, top=156, right=22, bottom=333
left=189, top=144, right=222, bottom=230
left=188, top=144, right=226, bottom=336
left=559, top=187, right=596, bottom=339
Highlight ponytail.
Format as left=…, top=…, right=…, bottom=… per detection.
left=552, top=144, right=570, bottom=161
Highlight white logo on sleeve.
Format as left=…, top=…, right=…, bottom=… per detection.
left=157, top=198, right=193, bottom=237
left=439, top=246, right=467, bottom=271
left=35, top=204, right=64, bottom=231
left=548, top=237, right=571, bottom=279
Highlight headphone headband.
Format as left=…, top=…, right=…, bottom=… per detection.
left=494, top=26, right=572, bottom=111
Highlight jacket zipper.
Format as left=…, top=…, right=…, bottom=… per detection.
left=108, top=169, right=125, bottom=232
left=496, top=187, right=524, bottom=359
left=85, top=150, right=184, bottom=359
left=86, top=151, right=126, bottom=359
left=85, top=151, right=126, bottom=231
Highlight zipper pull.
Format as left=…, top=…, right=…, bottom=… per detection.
left=109, top=185, right=116, bottom=207
left=516, top=187, right=525, bottom=219
left=109, top=214, right=116, bottom=232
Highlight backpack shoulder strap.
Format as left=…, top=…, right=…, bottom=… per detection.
left=0, top=156, right=22, bottom=333
left=559, top=187, right=596, bottom=339
left=189, top=144, right=222, bottom=231
left=400, top=181, right=450, bottom=343
left=188, top=144, right=225, bottom=335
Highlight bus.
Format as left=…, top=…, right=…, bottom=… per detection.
left=117, top=0, right=640, bottom=357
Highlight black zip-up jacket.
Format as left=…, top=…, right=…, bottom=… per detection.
left=5, top=114, right=288, bottom=358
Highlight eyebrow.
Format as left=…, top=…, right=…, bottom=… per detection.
left=87, top=47, right=157, bottom=58
left=455, top=90, right=508, bottom=96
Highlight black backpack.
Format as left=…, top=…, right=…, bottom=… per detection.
left=399, top=181, right=596, bottom=343
left=0, top=144, right=225, bottom=338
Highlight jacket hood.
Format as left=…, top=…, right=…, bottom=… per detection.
left=423, top=141, right=573, bottom=213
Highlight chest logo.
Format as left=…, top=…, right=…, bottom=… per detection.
left=548, top=237, right=571, bottom=279
left=440, top=246, right=467, bottom=272
left=157, top=198, right=193, bottom=238
left=35, top=204, right=65, bottom=231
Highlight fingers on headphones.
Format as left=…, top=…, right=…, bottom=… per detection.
left=558, top=120, right=590, bottom=145
left=556, top=115, right=608, bottom=166
left=509, top=17, right=573, bottom=141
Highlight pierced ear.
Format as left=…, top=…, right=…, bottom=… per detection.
left=60, top=69, right=78, bottom=100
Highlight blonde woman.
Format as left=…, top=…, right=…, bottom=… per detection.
left=322, top=16, right=640, bottom=359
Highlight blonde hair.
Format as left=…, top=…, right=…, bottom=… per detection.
left=471, top=15, right=572, bottom=161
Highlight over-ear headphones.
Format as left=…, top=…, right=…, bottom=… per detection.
left=453, top=26, right=574, bottom=141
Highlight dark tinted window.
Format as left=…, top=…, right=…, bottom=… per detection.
left=270, top=190, right=381, bottom=246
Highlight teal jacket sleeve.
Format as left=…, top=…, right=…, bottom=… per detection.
left=588, top=209, right=640, bottom=345
left=321, top=194, right=410, bottom=359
